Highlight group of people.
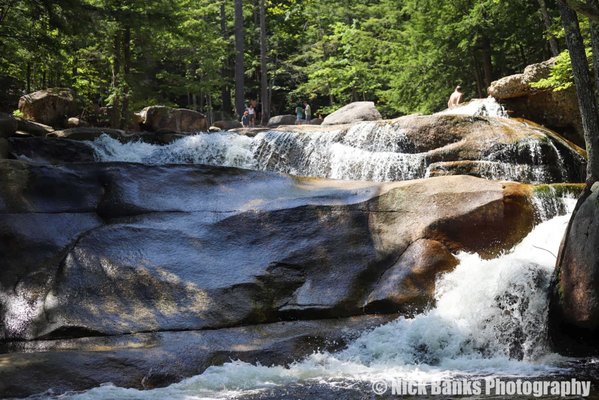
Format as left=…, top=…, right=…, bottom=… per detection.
left=241, top=86, right=467, bottom=128
left=294, top=101, right=312, bottom=125
left=241, top=99, right=314, bottom=128
left=241, top=99, right=262, bottom=128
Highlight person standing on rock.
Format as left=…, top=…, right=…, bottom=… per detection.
left=248, top=102, right=256, bottom=127
left=304, top=101, right=312, bottom=124
left=241, top=110, right=250, bottom=128
left=447, top=85, right=463, bottom=108
left=295, top=102, right=304, bottom=125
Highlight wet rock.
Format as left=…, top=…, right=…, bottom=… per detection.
left=214, top=119, right=242, bottom=130
left=0, top=160, right=538, bottom=341
left=16, top=118, right=55, bottom=136
left=270, top=114, right=586, bottom=184
left=139, top=106, right=208, bottom=133
left=0, top=112, right=18, bottom=138
left=8, top=137, right=96, bottom=163
left=364, top=239, right=459, bottom=313
left=17, top=88, right=80, bottom=127
left=47, top=127, right=126, bottom=140
left=0, top=138, right=8, bottom=159
left=0, top=315, right=392, bottom=398
left=322, top=101, right=382, bottom=126
left=549, top=185, right=599, bottom=354
left=267, top=114, right=296, bottom=127
left=489, top=58, right=583, bottom=146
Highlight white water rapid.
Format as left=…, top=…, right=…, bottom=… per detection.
left=56, top=199, right=576, bottom=400
left=437, top=97, right=509, bottom=118
left=90, top=122, right=572, bottom=185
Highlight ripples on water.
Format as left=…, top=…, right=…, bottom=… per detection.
left=49, top=201, right=584, bottom=400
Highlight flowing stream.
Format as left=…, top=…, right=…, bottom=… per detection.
left=88, top=99, right=577, bottom=184
left=53, top=199, right=578, bottom=400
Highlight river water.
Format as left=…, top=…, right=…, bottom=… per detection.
left=45, top=199, right=599, bottom=399
left=88, top=99, right=574, bottom=184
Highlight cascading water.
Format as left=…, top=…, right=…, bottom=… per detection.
left=437, top=97, right=510, bottom=118
left=90, top=125, right=575, bottom=185
left=89, top=98, right=582, bottom=184
left=55, top=199, right=577, bottom=400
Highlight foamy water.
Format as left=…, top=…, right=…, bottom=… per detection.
left=90, top=126, right=569, bottom=185
left=55, top=200, right=575, bottom=400
left=437, top=97, right=509, bottom=118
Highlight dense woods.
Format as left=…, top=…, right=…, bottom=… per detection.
left=0, top=0, right=569, bottom=125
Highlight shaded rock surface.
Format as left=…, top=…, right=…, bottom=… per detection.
left=0, top=112, right=18, bottom=138
left=489, top=58, right=583, bottom=146
left=139, top=106, right=208, bottom=133
left=17, top=88, right=80, bottom=127
left=267, top=114, right=296, bottom=127
left=16, top=118, right=55, bottom=136
left=213, top=119, right=243, bottom=130
left=8, top=137, right=96, bottom=163
left=0, top=315, right=392, bottom=398
left=322, top=101, right=382, bottom=126
left=0, top=160, right=538, bottom=342
left=549, top=184, right=599, bottom=354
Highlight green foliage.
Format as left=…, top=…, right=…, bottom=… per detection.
left=532, top=50, right=574, bottom=91
left=0, top=0, right=564, bottom=120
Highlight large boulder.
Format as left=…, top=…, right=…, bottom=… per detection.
left=489, top=58, right=583, bottom=146
left=0, top=160, right=541, bottom=342
left=15, top=118, right=54, bottom=137
left=17, top=88, right=79, bottom=127
left=267, top=114, right=296, bottom=127
left=0, top=315, right=391, bottom=398
left=0, top=112, right=17, bottom=138
left=549, top=184, right=599, bottom=354
left=47, top=127, right=127, bottom=141
left=213, top=119, right=242, bottom=130
left=489, top=58, right=555, bottom=99
left=265, top=115, right=586, bottom=184
left=139, top=106, right=208, bottom=133
left=322, top=101, right=382, bottom=126
left=8, top=137, right=96, bottom=163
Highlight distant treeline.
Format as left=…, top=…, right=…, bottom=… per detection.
left=0, top=0, right=563, bottom=127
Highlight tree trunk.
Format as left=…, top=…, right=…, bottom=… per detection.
left=259, top=0, right=269, bottom=126
left=220, top=1, right=232, bottom=116
left=26, top=62, right=31, bottom=93
left=110, top=30, right=122, bottom=129
left=234, top=0, right=245, bottom=117
left=472, top=52, right=485, bottom=97
left=564, top=0, right=599, bottom=21
left=479, top=35, right=493, bottom=88
left=120, top=26, right=131, bottom=129
left=538, top=0, right=560, bottom=56
left=558, top=0, right=599, bottom=182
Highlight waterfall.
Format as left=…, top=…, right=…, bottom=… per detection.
left=437, top=97, right=509, bottom=118
left=90, top=115, right=575, bottom=184
left=57, top=199, right=576, bottom=400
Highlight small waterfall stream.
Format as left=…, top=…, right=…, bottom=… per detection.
left=57, top=199, right=577, bottom=400
left=90, top=112, right=580, bottom=184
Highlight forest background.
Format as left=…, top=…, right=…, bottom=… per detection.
left=0, top=0, right=572, bottom=127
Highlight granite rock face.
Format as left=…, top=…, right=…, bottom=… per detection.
left=0, top=160, right=537, bottom=342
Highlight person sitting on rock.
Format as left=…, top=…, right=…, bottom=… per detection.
left=448, top=85, right=463, bottom=108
